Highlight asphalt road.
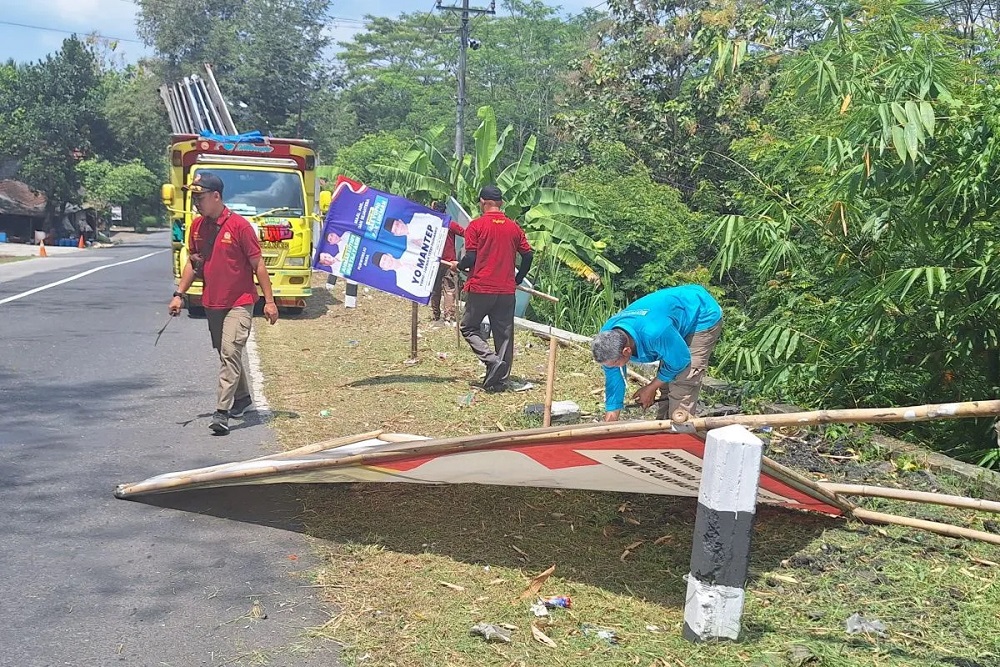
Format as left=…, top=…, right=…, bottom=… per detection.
left=0, top=232, right=339, bottom=666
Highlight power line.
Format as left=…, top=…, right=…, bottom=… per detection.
left=0, top=19, right=143, bottom=43
left=110, top=0, right=370, bottom=26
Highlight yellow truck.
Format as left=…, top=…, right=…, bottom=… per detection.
left=162, top=134, right=329, bottom=315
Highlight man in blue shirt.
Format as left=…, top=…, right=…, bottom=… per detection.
left=591, top=285, right=723, bottom=422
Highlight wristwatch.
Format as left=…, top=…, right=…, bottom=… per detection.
left=173, top=291, right=187, bottom=299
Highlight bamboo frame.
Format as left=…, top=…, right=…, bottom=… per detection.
left=821, top=483, right=1000, bottom=514
left=851, top=507, right=1000, bottom=546
left=688, top=400, right=1000, bottom=431
left=116, top=400, right=1000, bottom=502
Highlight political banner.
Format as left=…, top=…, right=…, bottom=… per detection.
left=312, top=177, right=451, bottom=304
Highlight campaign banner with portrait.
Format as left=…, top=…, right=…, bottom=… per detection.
left=313, top=177, right=451, bottom=304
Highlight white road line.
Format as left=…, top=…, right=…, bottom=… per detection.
left=0, top=250, right=167, bottom=306
left=245, top=327, right=271, bottom=417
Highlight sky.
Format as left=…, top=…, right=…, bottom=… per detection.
left=0, top=0, right=605, bottom=66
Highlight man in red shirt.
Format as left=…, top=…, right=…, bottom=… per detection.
left=167, top=172, right=279, bottom=435
left=429, top=201, right=465, bottom=323
left=455, top=185, right=533, bottom=390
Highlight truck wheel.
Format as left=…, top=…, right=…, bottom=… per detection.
left=188, top=305, right=206, bottom=318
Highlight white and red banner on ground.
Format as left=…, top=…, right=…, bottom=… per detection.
left=115, top=429, right=844, bottom=515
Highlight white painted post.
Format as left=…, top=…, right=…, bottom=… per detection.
left=683, top=424, right=763, bottom=642
left=344, top=280, right=358, bottom=309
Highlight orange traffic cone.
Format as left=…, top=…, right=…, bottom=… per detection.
left=78, top=234, right=85, bottom=249
left=38, top=240, right=47, bottom=258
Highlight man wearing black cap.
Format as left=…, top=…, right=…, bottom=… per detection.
left=454, top=184, right=533, bottom=390
left=167, top=171, right=279, bottom=435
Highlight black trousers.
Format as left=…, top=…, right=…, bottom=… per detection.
left=460, top=291, right=516, bottom=379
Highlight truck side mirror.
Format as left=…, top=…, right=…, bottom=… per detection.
left=161, top=184, right=174, bottom=207
left=319, top=190, right=332, bottom=214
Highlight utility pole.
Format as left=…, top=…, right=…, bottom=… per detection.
left=436, top=0, right=495, bottom=162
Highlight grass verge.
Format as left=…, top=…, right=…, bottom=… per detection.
left=255, top=276, right=1000, bottom=667
left=0, top=255, right=31, bottom=264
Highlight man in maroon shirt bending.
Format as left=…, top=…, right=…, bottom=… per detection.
left=167, top=172, right=279, bottom=435
left=429, top=200, right=465, bottom=323
left=455, top=185, right=533, bottom=391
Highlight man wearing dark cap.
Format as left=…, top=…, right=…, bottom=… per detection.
left=167, top=171, right=279, bottom=435
left=453, top=184, right=533, bottom=390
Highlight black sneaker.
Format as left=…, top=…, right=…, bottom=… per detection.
left=483, top=360, right=508, bottom=389
left=209, top=410, right=230, bottom=435
left=230, top=395, right=254, bottom=418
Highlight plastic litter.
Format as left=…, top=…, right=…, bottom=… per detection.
left=470, top=622, right=512, bottom=643
left=319, top=409, right=331, bottom=417
left=582, top=623, right=619, bottom=645
left=530, top=602, right=549, bottom=617
left=540, top=595, right=572, bottom=609
left=845, top=612, right=887, bottom=637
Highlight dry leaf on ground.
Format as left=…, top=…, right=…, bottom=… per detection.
left=517, top=564, right=556, bottom=601
left=531, top=624, right=557, bottom=647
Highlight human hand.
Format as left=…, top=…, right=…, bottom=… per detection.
left=633, top=383, right=659, bottom=409
left=263, top=302, right=279, bottom=324
left=169, top=296, right=183, bottom=316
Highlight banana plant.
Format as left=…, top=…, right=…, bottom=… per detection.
left=374, top=105, right=619, bottom=281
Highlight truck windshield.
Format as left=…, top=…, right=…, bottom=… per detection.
left=207, top=169, right=305, bottom=217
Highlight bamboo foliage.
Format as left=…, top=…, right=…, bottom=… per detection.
left=371, top=105, right=620, bottom=280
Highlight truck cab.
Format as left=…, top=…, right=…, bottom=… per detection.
left=162, top=134, right=325, bottom=315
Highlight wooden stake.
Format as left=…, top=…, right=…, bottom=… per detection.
left=410, top=302, right=418, bottom=359
left=851, top=507, right=1000, bottom=546
left=543, top=328, right=558, bottom=427
left=821, top=483, right=1000, bottom=514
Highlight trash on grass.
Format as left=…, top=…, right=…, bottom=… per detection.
left=470, top=623, right=512, bottom=643
left=530, top=602, right=549, bottom=617
left=319, top=409, right=331, bottom=417
left=845, top=612, right=887, bottom=637
left=582, top=624, right=619, bottom=645
left=540, top=595, right=572, bottom=609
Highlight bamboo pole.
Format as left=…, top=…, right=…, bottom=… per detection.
left=260, top=430, right=384, bottom=460
left=851, top=507, right=1000, bottom=546
left=688, top=400, right=1000, bottom=432
left=762, top=457, right=856, bottom=512
left=821, top=483, right=1000, bottom=514
left=518, top=285, right=559, bottom=303
left=543, top=330, right=558, bottom=427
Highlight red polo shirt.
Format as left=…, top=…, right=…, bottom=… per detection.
left=463, top=211, right=531, bottom=295
left=441, top=220, right=465, bottom=263
left=189, top=207, right=262, bottom=309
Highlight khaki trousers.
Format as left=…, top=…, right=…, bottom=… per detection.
left=206, top=305, right=253, bottom=413
left=655, top=320, right=723, bottom=420
left=430, top=266, right=458, bottom=320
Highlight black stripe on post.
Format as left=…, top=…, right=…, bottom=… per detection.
left=683, top=424, right=763, bottom=643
